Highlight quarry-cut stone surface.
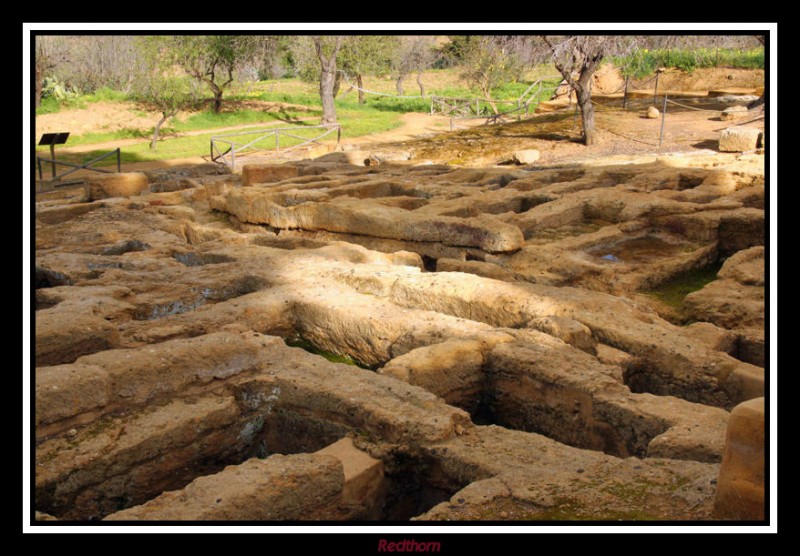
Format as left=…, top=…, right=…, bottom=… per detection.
left=713, top=398, right=765, bottom=520
left=241, top=163, right=299, bottom=186
left=719, top=126, right=762, bottom=152
left=513, top=149, right=540, bottom=164
left=32, top=150, right=766, bottom=522
left=720, top=105, right=749, bottom=121
left=84, top=172, right=149, bottom=201
left=105, top=454, right=344, bottom=520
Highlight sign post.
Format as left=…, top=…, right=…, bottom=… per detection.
left=38, top=132, right=70, bottom=179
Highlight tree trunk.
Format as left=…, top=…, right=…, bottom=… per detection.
left=314, top=37, right=342, bottom=125
left=35, top=63, right=43, bottom=108
left=357, top=74, right=365, bottom=105
left=212, top=87, right=223, bottom=113
left=396, top=73, right=406, bottom=96
left=320, top=64, right=337, bottom=124
left=150, top=112, right=173, bottom=151
left=576, top=85, right=596, bottom=146
left=332, top=71, right=342, bottom=98
left=416, top=71, right=426, bottom=97
left=480, top=84, right=498, bottom=114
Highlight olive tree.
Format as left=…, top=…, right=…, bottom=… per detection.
left=339, top=36, right=398, bottom=104
left=460, top=36, right=525, bottom=113
left=157, top=36, right=255, bottom=113
left=313, top=36, right=344, bottom=124
left=134, top=38, right=199, bottom=150
left=392, top=36, right=436, bottom=96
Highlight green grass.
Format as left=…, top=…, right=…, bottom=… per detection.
left=173, top=107, right=316, bottom=131
left=36, top=105, right=404, bottom=166
left=35, top=107, right=320, bottom=150
left=33, top=70, right=560, bottom=163
left=36, top=94, right=405, bottom=163
left=615, top=47, right=764, bottom=78
left=646, top=261, right=723, bottom=309
left=36, top=96, right=63, bottom=115
left=36, top=86, right=131, bottom=115
left=284, top=336, right=370, bottom=369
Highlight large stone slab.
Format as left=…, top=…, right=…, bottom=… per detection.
left=241, top=163, right=299, bottom=186
left=719, top=127, right=762, bottom=152
left=105, top=454, right=343, bottom=520
left=224, top=189, right=524, bottom=253
left=84, top=173, right=149, bottom=201
left=713, top=398, right=765, bottom=520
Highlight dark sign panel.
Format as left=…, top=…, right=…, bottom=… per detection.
left=38, top=132, right=70, bottom=146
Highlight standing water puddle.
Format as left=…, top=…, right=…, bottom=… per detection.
left=590, top=236, right=685, bottom=265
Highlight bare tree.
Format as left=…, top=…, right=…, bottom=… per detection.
left=34, top=36, right=68, bottom=107
left=313, top=36, right=343, bottom=124
left=393, top=36, right=436, bottom=96
left=542, top=35, right=636, bottom=146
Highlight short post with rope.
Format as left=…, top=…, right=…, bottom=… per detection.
left=653, top=68, right=664, bottom=105
left=622, top=76, right=629, bottom=110
left=659, top=94, right=668, bottom=148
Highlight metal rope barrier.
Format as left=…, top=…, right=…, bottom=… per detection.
left=665, top=98, right=723, bottom=112
left=337, top=71, right=426, bottom=99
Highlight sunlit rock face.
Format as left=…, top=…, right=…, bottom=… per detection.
left=33, top=148, right=765, bottom=522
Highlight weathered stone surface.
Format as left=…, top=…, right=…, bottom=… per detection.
left=33, top=153, right=765, bottom=522
left=720, top=105, right=749, bottom=121
left=241, top=163, right=299, bottom=186
left=35, top=312, right=119, bottom=367
left=317, top=437, right=386, bottom=518
left=513, top=149, right=540, bottom=164
left=380, top=333, right=513, bottom=409
left=36, top=395, right=251, bottom=519
left=36, top=364, right=111, bottom=428
left=682, top=322, right=737, bottom=356
left=224, top=189, right=524, bottom=253
left=331, top=263, right=760, bottom=408
left=713, top=398, right=765, bottom=520
left=487, top=340, right=729, bottom=461
left=719, top=127, right=762, bottom=152
left=367, top=149, right=412, bottom=165
left=527, top=316, right=596, bottom=354
left=84, top=173, right=149, bottom=201
left=35, top=332, right=281, bottom=437
left=105, top=454, right=343, bottom=520
left=315, top=150, right=370, bottom=166
left=436, top=258, right=523, bottom=282
left=417, top=425, right=720, bottom=521
left=685, top=247, right=765, bottom=334
left=646, top=106, right=660, bottom=119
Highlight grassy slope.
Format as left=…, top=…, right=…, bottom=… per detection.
left=35, top=68, right=556, bottom=165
